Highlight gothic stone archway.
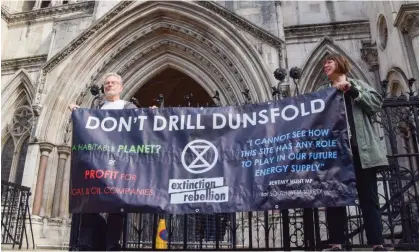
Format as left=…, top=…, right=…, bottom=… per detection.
left=298, top=36, right=373, bottom=93
left=36, top=0, right=280, bottom=144
left=134, top=68, right=216, bottom=108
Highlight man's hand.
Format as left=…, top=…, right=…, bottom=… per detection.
left=69, top=103, right=80, bottom=111
left=334, top=81, right=351, bottom=92
left=150, top=105, right=158, bottom=109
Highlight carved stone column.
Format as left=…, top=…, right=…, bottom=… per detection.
left=360, top=40, right=380, bottom=90
left=32, top=142, right=54, bottom=216
left=51, top=0, right=63, bottom=7
left=32, top=0, right=42, bottom=9
left=51, top=145, right=71, bottom=218
left=401, top=13, right=419, bottom=67
left=395, top=4, right=419, bottom=79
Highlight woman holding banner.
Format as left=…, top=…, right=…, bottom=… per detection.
left=318, top=54, right=388, bottom=251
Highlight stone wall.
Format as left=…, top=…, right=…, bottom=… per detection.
left=282, top=1, right=367, bottom=26
left=50, top=15, right=94, bottom=58
left=211, top=1, right=284, bottom=76
left=365, top=1, right=419, bottom=91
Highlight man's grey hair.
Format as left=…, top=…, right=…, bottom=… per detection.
left=103, top=72, right=123, bottom=85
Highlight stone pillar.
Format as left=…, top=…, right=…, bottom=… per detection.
left=402, top=14, right=419, bottom=79
left=51, top=145, right=71, bottom=218
left=360, top=40, right=380, bottom=90
left=413, top=36, right=419, bottom=64
left=32, top=0, right=43, bottom=9
left=32, top=142, right=54, bottom=216
left=51, top=0, right=63, bottom=7
left=404, top=15, right=419, bottom=92
left=59, top=161, right=70, bottom=218
left=402, top=14, right=419, bottom=69
left=396, top=7, right=419, bottom=82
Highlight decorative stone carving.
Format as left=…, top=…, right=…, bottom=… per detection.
left=63, top=117, right=72, bottom=144
left=394, top=4, right=419, bottom=38
left=0, top=6, right=11, bottom=22
left=31, top=215, right=44, bottom=224
left=1, top=1, right=95, bottom=24
left=1, top=55, right=48, bottom=72
left=285, top=21, right=370, bottom=40
left=360, top=40, right=379, bottom=71
left=241, top=88, right=252, bottom=104
left=79, top=20, right=251, bottom=105
left=57, top=145, right=71, bottom=158
left=33, top=71, right=46, bottom=107
left=95, top=95, right=106, bottom=108
left=32, top=104, right=42, bottom=117
left=7, top=106, right=34, bottom=136
left=75, top=90, right=87, bottom=105
left=401, top=14, right=419, bottom=38
left=39, top=142, right=54, bottom=155
left=48, top=218, right=64, bottom=226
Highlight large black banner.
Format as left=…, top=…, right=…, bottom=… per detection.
left=70, top=87, right=357, bottom=214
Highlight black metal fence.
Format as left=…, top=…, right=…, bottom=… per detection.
left=69, top=79, right=419, bottom=251
left=1, top=180, right=35, bottom=250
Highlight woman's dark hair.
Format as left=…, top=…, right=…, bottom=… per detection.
left=324, top=54, right=351, bottom=74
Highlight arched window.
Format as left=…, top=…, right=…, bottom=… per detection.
left=1, top=106, right=33, bottom=185
left=21, top=1, right=36, bottom=11
left=1, top=70, right=34, bottom=185
left=385, top=68, right=416, bottom=174
left=386, top=68, right=409, bottom=97
left=390, top=81, right=403, bottom=97
left=15, top=137, right=29, bottom=185
left=378, top=15, right=388, bottom=50
left=1, top=137, right=15, bottom=182
left=40, top=0, right=51, bottom=8
left=298, top=37, right=372, bottom=93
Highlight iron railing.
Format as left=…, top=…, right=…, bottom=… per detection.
left=1, top=180, right=35, bottom=250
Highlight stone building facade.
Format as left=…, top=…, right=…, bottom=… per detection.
left=1, top=0, right=418, bottom=248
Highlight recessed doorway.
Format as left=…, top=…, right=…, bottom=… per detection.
left=132, top=68, right=216, bottom=108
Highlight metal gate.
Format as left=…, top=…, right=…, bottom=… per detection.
left=69, top=79, right=419, bottom=251
left=1, top=180, right=35, bottom=250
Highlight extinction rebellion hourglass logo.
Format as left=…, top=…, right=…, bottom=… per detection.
left=181, top=139, right=218, bottom=174
left=168, top=139, right=229, bottom=205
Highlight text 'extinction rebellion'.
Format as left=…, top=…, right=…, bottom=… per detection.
left=168, top=178, right=229, bottom=204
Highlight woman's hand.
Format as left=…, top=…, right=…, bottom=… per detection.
left=334, top=81, right=351, bottom=92
left=68, top=103, right=80, bottom=111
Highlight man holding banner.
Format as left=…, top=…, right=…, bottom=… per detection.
left=69, top=73, right=137, bottom=251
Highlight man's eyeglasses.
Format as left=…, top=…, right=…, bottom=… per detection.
left=104, top=81, right=121, bottom=86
